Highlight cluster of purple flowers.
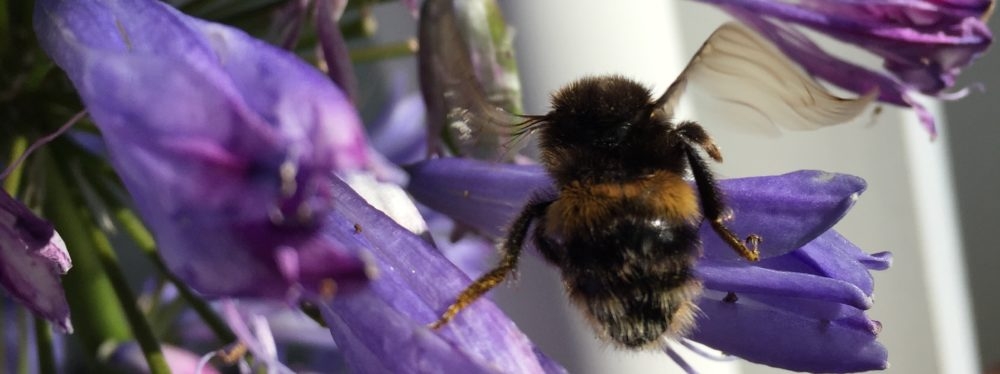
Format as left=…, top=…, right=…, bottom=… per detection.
left=1, top=0, right=989, bottom=372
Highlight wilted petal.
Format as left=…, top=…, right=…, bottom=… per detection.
left=698, top=0, right=992, bottom=137
left=321, top=178, right=564, bottom=374
left=704, top=0, right=992, bottom=94
left=730, top=10, right=945, bottom=136
left=0, top=191, right=72, bottom=332
left=34, top=0, right=370, bottom=297
left=692, top=294, right=888, bottom=372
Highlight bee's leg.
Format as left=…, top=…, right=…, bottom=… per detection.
left=674, top=121, right=761, bottom=262
left=429, top=199, right=553, bottom=329
left=532, top=219, right=563, bottom=265
left=673, top=121, right=723, bottom=162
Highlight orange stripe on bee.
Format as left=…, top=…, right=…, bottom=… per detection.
left=545, top=172, right=699, bottom=237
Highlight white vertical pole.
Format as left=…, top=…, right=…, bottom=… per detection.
left=902, top=101, right=979, bottom=374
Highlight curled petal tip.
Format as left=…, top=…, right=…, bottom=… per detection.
left=861, top=251, right=893, bottom=271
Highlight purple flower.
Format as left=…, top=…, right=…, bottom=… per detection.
left=696, top=0, right=993, bottom=138
left=407, top=157, right=891, bottom=372
left=0, top=190, right=72, bottom=332
left=34, top=0, right=371, bottom=298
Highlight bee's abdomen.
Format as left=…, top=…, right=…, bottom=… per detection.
left=563, top=214, right=702, bottom=348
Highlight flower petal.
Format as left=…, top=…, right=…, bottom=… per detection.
left=0, top=191, right=72, bottom=332
left=702, top=170, right=866, bottom=260
left=692, top=293, right=888, bottom=372
left=408, top=159, right=865, bottom=261
left=697, top=259, right=872, bottom=310
left=406, top=158, right=553, bottom=238
left=323, top=290, right=507, bottom=374
left=791, top=230, right=878, bottom=295
left=321, top=178, right=563, bottom=374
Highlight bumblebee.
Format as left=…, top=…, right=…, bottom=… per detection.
left=421, top=0, right=874, bottom=348
left=429, top=74, right=761, bottom=348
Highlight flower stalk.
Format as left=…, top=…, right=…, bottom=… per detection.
left=85, top=212, right=170, bottom=374
left=3, top=137, right=27, bottom=193
left=112, top=205, right=237, bottom=345
left=41, top=156, right=130, bottom=356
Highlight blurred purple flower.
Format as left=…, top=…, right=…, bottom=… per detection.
left=697, top=0, right=993, bottom=138
left=0, top=190, right=72, bottom=332
left=107, top=341, right=222, bottom=374
left=34, top=0, right=372, bottom=298
left=407, top=157, right=891, bottom=372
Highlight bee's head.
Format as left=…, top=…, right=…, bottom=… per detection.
left=543, top=75, right=660, bottom=149
left=534, top=75, right=674, bottom=182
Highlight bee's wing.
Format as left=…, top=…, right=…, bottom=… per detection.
left=655, top=22, right=876, bottom=132
left=418, top=0, right=521, bottom=153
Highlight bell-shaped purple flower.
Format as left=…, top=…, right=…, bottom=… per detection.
left=34, top=0, right=371, bottom=298
left=407, top=157, right=890, bottom=372
left=0, top=190, right=72, bottom=332
left=697, top=0, right=992, bottom=138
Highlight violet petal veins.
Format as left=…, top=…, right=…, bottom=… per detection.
left=34, top=0, right=370, bottom=298
left=319, top=178, right=566, bottom=374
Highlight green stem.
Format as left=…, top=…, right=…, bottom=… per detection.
left=34, top=318, right=56, bottom=374
left=43, top=157, right=131, bottom=355
left=349, top=39, right=418, bottom=63
left=86, top=214, right=171, bottom=374
left=4, top=136, right=28, bottom=193
left=114, top=207, right=238, bottom=344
